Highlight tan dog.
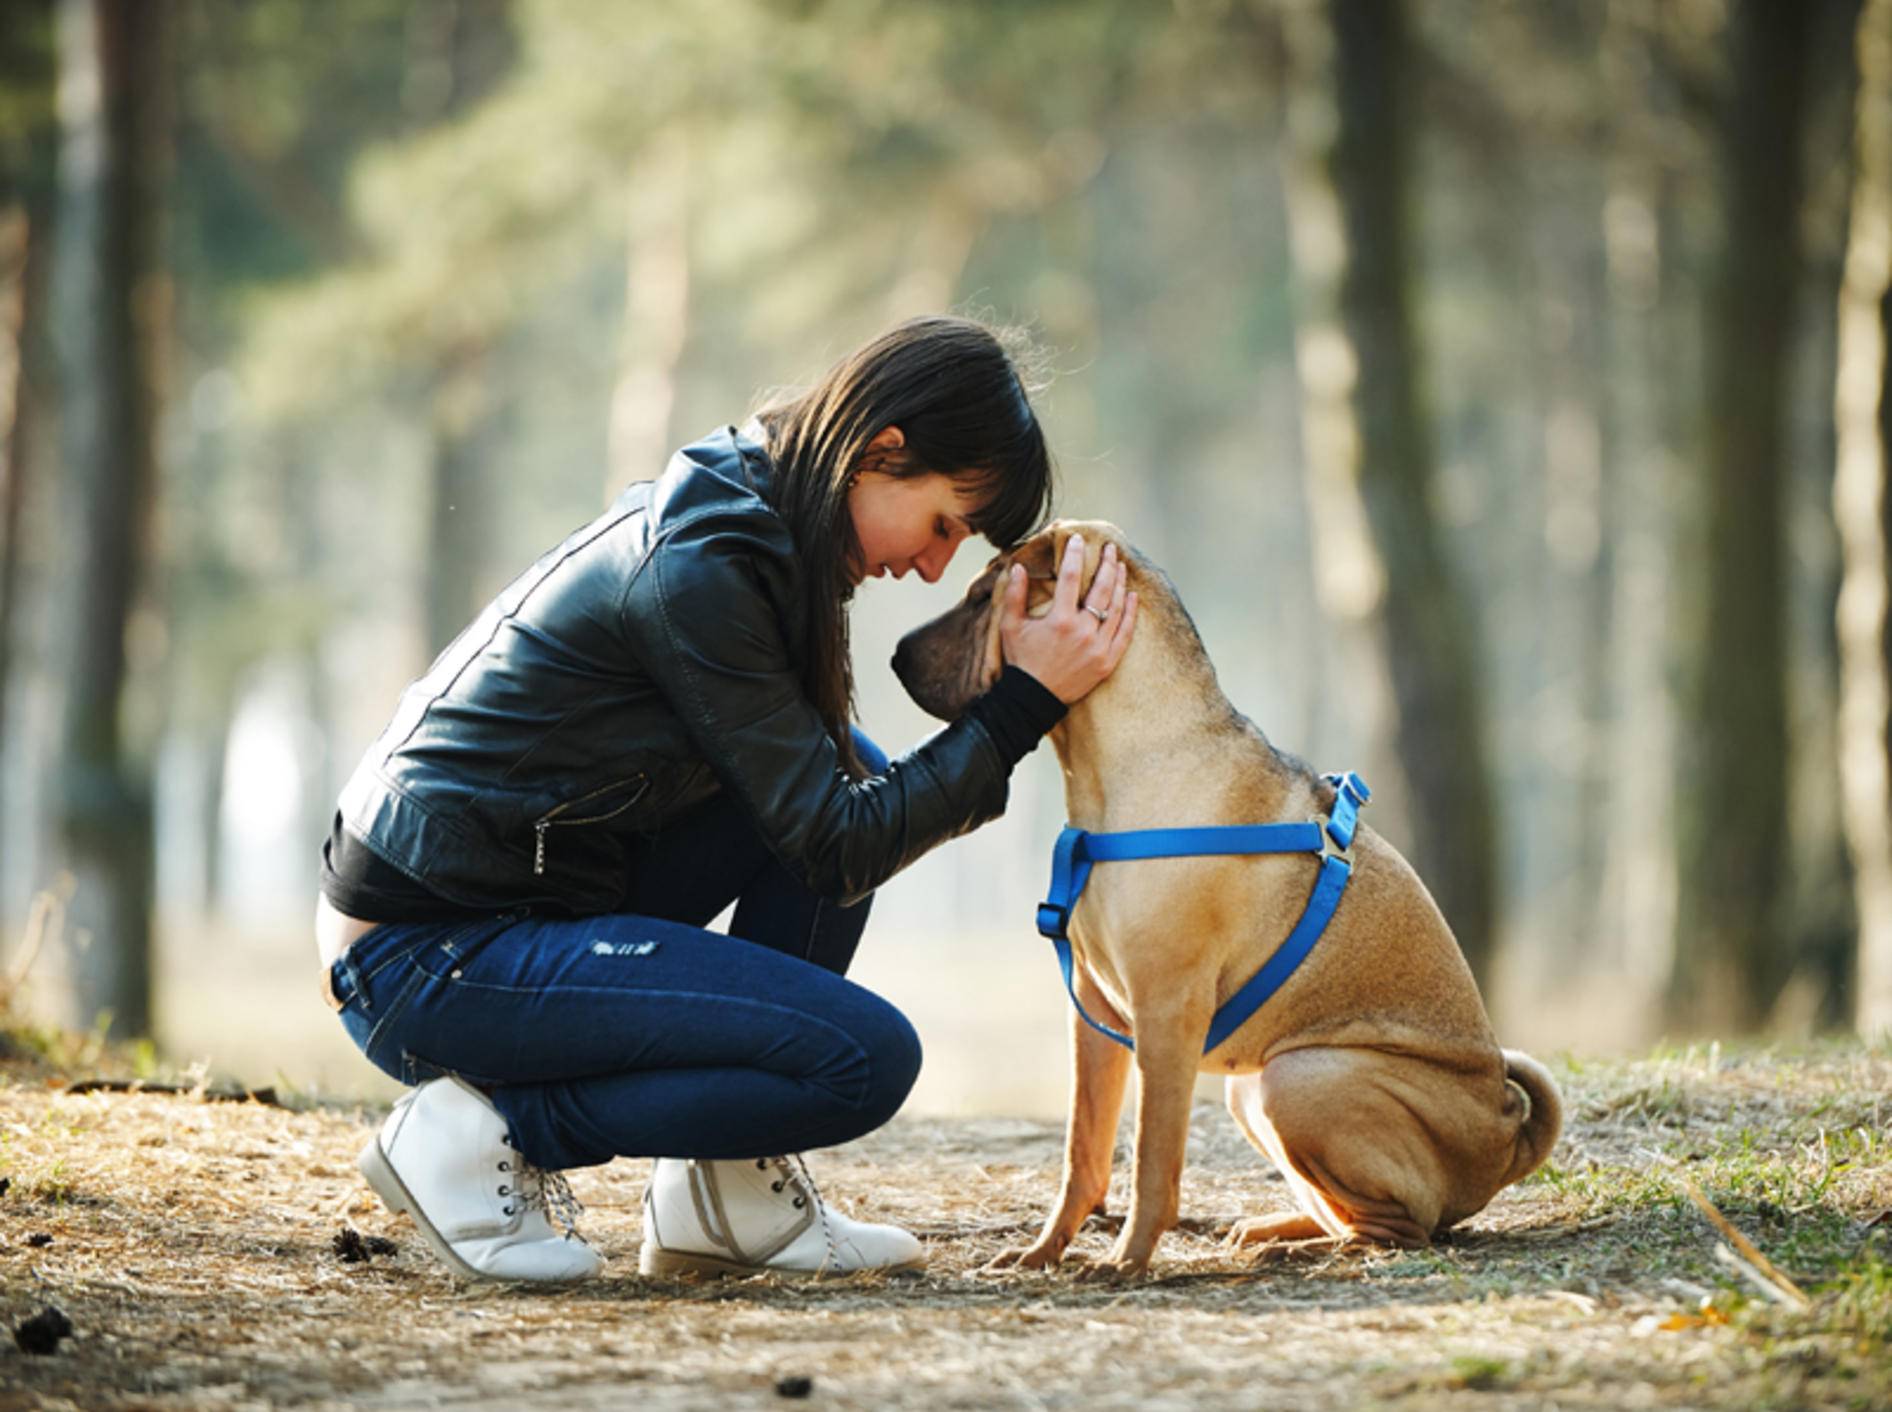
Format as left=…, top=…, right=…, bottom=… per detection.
left=892, top=520, right=1562, bottom=1278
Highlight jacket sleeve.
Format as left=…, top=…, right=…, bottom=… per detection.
left=619, top=510, right=1012, bottom=903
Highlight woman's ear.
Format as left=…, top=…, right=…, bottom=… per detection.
left=858, top=425, right=906, bottom=474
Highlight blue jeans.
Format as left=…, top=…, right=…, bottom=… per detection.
left=329, top=734, right=922, bottom=1171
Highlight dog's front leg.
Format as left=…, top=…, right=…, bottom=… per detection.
left=986, top=968, right=1131, bottom=1271
left=1081, top=1005, right=1203, bottom=1281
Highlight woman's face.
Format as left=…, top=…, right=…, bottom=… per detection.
left=846, top=469, right=983, bottom=587
left=843, top=427, right=988, bottom=587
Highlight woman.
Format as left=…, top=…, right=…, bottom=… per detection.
left=315, top=315, right=1137, bottom=1282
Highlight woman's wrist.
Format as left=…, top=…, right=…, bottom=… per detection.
left=965, top=664, right=1067, bottom=767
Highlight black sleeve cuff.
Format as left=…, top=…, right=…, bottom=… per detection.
left=964, top=664, right=1067, bottom=768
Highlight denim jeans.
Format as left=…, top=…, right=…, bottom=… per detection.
left=328, top=733, right=922, bottom=1171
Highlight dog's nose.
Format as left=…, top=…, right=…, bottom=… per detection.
left=891, top=637, right=914, bottom=682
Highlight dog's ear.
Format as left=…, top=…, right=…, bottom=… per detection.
left=1000, top=521, right=1119, bottom=620
left=1049, top=522, right=1112, bottom=611
left=1007, top=525, right=1062, bottom=584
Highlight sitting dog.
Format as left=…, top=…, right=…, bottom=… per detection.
left=893, top=520, right=1562, bottom=1278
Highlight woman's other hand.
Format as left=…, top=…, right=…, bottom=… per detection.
left=999, top=534, right=1139, bottom=704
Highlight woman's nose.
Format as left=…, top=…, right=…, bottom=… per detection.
left=916, top=542, right=954, bottom=584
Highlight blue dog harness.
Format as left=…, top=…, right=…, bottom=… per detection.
left=1034, top=771, right=1371, bottom=1053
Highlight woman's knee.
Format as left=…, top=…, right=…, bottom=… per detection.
left=852, top=995, right=922, bottom=1126
left=800, top=984, right=919, bottom=1131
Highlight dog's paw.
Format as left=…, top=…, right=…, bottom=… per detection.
left=1225, top=1213, right=1330, bottom=1249
left=981, top=1240, right=1065, bottom=1274
left=1075, top=1248, right=1151, bottom=1283
left=1075, top=1258, right=1149, bottom=1283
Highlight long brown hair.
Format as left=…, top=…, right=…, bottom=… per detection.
left=757, top=316, right=1054, bottom=776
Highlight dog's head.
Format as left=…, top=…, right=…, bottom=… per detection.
left=892, top=518, right=1136, bottom=720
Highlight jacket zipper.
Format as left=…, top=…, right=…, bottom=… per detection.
left=532, top=775, right=649, bottom=876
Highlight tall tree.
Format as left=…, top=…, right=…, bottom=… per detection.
left=0, top=0, right=57, bottom=878
left=1597, top=0, right=1678, bottom=1005
left=411, top=0, right=514, bottom=655
left=1835, top=0, right=1892, bottom=1038
left=44, top=0, right=170, bottom=1033
left=1668, top=0, right=1814, bottom=1030
left=1277, top=0, right=1500, bottom=982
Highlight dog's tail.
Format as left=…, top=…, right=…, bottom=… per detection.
left=1498, top=1049, right=1564, bottom=1188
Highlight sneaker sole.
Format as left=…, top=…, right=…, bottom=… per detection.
left=637, top=1243, right=925, bottom=1280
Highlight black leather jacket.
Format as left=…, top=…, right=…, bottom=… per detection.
left=335, top=425, right=1011, bottom=914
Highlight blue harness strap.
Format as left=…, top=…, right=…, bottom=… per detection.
left=1034, top=771, right=1370, bottom=1054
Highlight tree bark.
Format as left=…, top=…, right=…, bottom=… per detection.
left=1668, top=0, right=1813, bottom=1030
left=1835, top=0, right=1892, bottom=1037
left=1278, top=0, right=1499, bottom=983
left=45, top=0, right=169, bottom=1035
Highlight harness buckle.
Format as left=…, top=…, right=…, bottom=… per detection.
left=1326, top=770, right=1371, bottom=806
left=1309, top=814, right=1355, bottom=867
left=1035, top=902, right=1070, bottom=939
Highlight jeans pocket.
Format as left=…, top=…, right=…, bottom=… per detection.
left=417, top=913, right=519, bottom=979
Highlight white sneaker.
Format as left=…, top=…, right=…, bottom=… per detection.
left=357, top=1075, right=601, bottom=1282
left=639, top=1155, right=924, bottom=1278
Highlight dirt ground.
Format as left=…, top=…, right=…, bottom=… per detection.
left=0, top=1040, right=1887, bottom=1411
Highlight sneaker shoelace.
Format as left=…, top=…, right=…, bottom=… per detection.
left=766, top=1154, right=836, bottom=1274
left=499, top=1138, right=586, bottom=1242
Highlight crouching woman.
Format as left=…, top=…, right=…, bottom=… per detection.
left=314, top=316, right=1137, bottom=1281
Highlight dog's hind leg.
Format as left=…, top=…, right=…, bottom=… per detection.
left=1227, top=1050, right=1445, bottom=1250
left=986, top=969, right=1132, bottom=1272
left=1224, top=1072, right=1354, bottom=1248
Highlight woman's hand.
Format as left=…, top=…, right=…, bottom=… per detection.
left=999, top=534, right=1139, bottom=704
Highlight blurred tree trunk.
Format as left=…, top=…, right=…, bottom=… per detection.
left=1668, top=0, right=1813, bottom=1031
left=1278, top=0, right=1499, bottom=983
left=607, top=129, right=691, bottom=503
left=0, top=209, right=32, bottom=803
left=1836, top=0, right=1892, bottom=1038
left=1528, top=148, right=1612, bottom=977
left=414, top=0, right=511, bottom=656
left=0, top=0, right=56, bottom=895
left=46, top=0, right=171, bottom=1035
left=423, top=345, right=494, bottom=656
left=1783, top=0, right=1870, bottom=1036
left=1598, top=0, right=1677, bottom=1010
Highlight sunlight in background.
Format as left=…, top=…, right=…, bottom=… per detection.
left=215, top=662, right=316, bottom=931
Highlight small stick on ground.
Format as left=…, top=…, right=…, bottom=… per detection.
left=1672, top=1170, right=1811, bottom=1310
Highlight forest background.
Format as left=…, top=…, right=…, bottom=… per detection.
left=2, top=0, right=1890, bottom=1116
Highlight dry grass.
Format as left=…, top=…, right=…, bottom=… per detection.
left=0, top=1041, right=1888, bottom=1410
